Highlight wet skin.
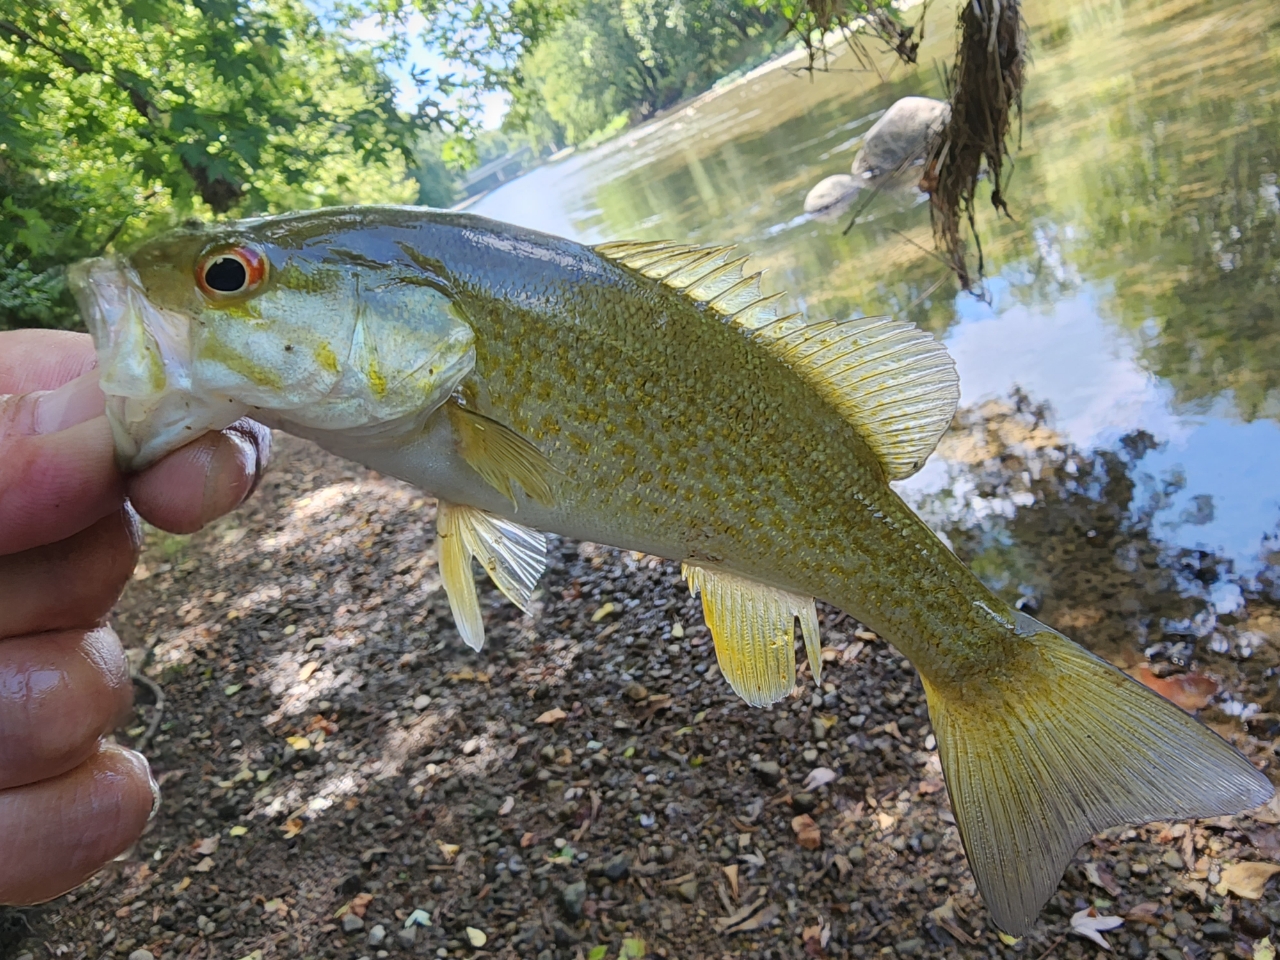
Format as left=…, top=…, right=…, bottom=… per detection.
left=0, top=329, right=270, bottom=904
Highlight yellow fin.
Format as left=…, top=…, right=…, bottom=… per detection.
left=924, top=612, right=1273, bottom=935
left=436, top=500, right=547, bottom=651
left=682, top=563, right=821, bottom=707
left=595, top=240, right=958, bottom=480
left=448, top=401, right=556, bottom=507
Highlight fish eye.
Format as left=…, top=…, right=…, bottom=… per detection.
left=196, top=244, right=268, bottom=299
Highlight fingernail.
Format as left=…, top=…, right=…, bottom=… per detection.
left=32, top=371, right=106, bottom=434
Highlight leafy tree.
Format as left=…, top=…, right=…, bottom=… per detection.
left=1, top=0, right=431, bottom=329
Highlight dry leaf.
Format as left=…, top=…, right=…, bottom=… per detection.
left=1255, top=936, right=1276, bottom=960
left=916, top=777, right=945, bottom=795
left=591, top=602, right=617, bottom=622
left=1249, top=795, right=1280, bottom=825
left=535, top=708, right=567, bottom=724
left=722, top=864, right=739, bottom=898
left=928, top=899, right=975, bottom=945
left=802, top=768, right=838, bottom=791
left=194, top=836, right=220, bottom=856
left=349, top=892, right=374, bottom=918
left=285, top=736, right=312, bottom=751
left=437, top=841, right=461, bottom=863
left=229, top=825, right=249, bottom=837
left=298, top=661, right=319, bottom=682
left=1084, top=861, right=1122, bottom=896
left=520, top=832, right=536, bottom=848
left=1124, top=902, right=1162, bottom=926
left=791, top=814, right=821, bottom=850
left=1070, top=907, right=1123, bottom=950
left=1220, top=861, right=1280, bottom=899
left=714, top=899, right=780, bottom=934
left=1127, top=664, right=1218, bottom=711
left=193, top=856, right=215, bottom=873
left=498, top=796, right=515, bottom=816
left=281, top=818, right=304, bottom=839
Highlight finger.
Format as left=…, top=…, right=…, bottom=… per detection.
left=0, top=330, right=97, bottom=394
left=0, top=369, right=106, bottom=440
left=0, top=625, right=132, bottom=790
left=129, top=417, right=271, bottom=533
left=0, top=742, right=155, bottom=906
left=0, top=417, right=123, bottom=555
left=0, top=508, right=142, bottom=639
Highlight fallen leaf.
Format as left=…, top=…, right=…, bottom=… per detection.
left=298, top=661, right=319, bottom=682
left=587, top=947, right=608, bottom=960
left=591, top=602, right=617, bottom=622
left=520, top=832, right=536, bottom=848
left=791, top=814, right=821, bottom=850
left=714, top=898, right=780, bottom=934
left=722, top=864, right=739, bottom=898
left=281, top=818, right=304, bottom=839
left=832, top=854, right=852, bottom=880
left=1255, top=936, right=1275, bottom=960
left=1249, top=795, right=1280, bottom=825
left=173, top=876, right=191, bottom=893
left=286, top=736, right=311, bottom=751
left=928, top=899, right=975, bottom=945
left=1124, top=902, right=1162, bottom=926
left=437, top=841, right=461, bottom=863
left=223, top=683, right=243, bottom=696
left=498, top=795, right=515, bottom=816
left=1220, top=861, right=1280, bottom=899
left=1084, top=861, right=1122, bottom=897
left=535, top=708, right=568, bottom=724
left=619, top=938, right=646, bottom=959
left=917, top=777, right=945, bottom=795
left=1070, top=907, right=1123, bottom=950
left=404, top=909, right=431, bottom=929
left=349, top=892, right=374, bottom=918
left=997, top=932, right=1020, bottom=946
left=194, top=836, right=220, bottom=856
left=236, top=951, right=264, bottom=960
left=1127, top=664, right=1218, bottom=711
left=466, top=927, right=487, bottom=947
left=193, top=856, right=215, bottom=873
left=802, top=767, right=838, bottom=791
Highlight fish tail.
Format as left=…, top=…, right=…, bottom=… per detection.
left=922, top=615, right=1273, bottom=936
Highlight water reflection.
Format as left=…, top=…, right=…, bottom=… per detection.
left=468, top=0, right=1280, bottom=676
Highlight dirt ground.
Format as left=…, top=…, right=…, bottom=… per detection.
left=3, top=433, right=1278, bottom=960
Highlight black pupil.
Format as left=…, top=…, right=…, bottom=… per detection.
left=205, top=255, right=247, bottom=292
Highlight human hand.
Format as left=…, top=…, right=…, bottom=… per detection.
left=0, top=328, right=270, bottom=904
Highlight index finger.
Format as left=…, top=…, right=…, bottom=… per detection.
left=0, top=330, right=98, bottom=394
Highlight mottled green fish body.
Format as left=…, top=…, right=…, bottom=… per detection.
left=71, top=207, right=1273, bottom=935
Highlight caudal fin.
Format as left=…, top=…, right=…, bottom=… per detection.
left=923, top=616, right=1273, bottom=936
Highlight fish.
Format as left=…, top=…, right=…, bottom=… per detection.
left=69, top=206, right=1274, bottom=934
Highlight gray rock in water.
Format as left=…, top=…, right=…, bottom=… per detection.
left=803, top=174, right=858, bottom=214
left=851, top=96, right=950, bottom=182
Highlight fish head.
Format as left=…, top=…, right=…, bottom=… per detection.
left=70, top=214, right=475, bottom=470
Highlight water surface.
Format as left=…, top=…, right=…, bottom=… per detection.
left=469, top=0, right=1280, bottom=719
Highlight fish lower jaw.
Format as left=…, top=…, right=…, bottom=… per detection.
left=107, top=391, right=250, bottom=472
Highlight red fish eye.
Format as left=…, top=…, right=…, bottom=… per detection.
left=197, top=245, right=267, bottom=298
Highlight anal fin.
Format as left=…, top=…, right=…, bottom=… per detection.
left=683, top=563, right=822, bottom=707
left=447, top=400, right=557, bottom=508
left=437, top=500, right=547, bottom=651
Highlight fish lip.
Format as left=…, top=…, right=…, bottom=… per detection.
left=69, top=255, right=248, bottom=471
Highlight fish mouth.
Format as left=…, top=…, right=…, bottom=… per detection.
left=69, top=257, right=248, bottom=471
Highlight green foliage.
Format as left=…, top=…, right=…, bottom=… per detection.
left=1, top=0, right=426, bottom=329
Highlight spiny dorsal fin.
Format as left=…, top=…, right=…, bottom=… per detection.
left=596, top=239, right=959, bottom=480
left=437, top=500, right=547, bottom=651
left=682, top=563, right=821, bottom=707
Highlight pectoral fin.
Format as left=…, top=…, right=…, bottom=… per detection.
left=447, top=400, right=556, bottom=507
left=437, top=500, right=547, bottom=651
left=683, top=563, right=821, bottom=707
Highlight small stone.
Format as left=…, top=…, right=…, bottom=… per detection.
left=677, top=880, right=699, bottom=902
left=413, top=695, right=431, bottom=711
left=343, top=913, right=366, bottom=933
left=367, top=924, right=386, bottom=947
left=560, top=880, right=587, bottom=919
left=847, top=846, right=866, bottom=865
left=550, top=921, right=579, bottom=947
left=752, top=761, right=782, bottom=786
left=791, top=793, right=817, bottom=814
left=1173, top=911, right=1196, bottom=933
left=397, top=927, right=418, bottom=947
left=1202, top=922, right=1233, bottom=941
left=772, top=719, right=797, bottom=738
left=466, top=927, right=487, bottom=947
left=1126, top=937, right=1146, bottom=959
left=1113, top=861, right=1131, bottom=880
left=603, top=854, right=631, bottom=881
left=1235, top=906, right=1272, bottom=939
left=624, top=683, right=649, bottom=701
left=659, top=845, right=675, bottom=863
left=1161, top=850, right=1184, bottom=869
left=802, top=748, right=819, bottom=763
left=128, top=952, right=156, bottom=960
left=894, top=938, right=925, bottom=957
left=508, top=854, right=526, bottom=874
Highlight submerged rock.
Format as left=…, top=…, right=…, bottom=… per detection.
left=852, top=96, right=950, bottom=182
left=804, top=173, right=859, bottom=214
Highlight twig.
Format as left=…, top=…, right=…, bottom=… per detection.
left=1033, top=934, right=1065, bottom=960
left=130, top=672, right=166, bottom=754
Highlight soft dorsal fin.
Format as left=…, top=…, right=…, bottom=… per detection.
left=683, top=563, right=822, bottom=707
left=596, top=239, right=959, bottom=480
left=437, top=500, right=547, bottom=651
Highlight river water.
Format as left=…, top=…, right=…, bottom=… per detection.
left=468, top=0, right=1280, bottom=714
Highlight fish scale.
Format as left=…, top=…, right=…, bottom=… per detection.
left=71, top=205, right=1273, bottom=935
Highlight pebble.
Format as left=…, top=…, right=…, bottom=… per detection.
left=466, top=927, right=487, bottom=947
left=624, top=682, right=649, bottom=701
left=397, top=927, right=418, bottom=947
left=1161, top=849, right=1184, bottom=869
left=894, top=938, right=925, bottom=956
left=413, top=694, right=431, bottom=711
left=752, top=760, right=782, bottom=785
left=791, top=792, right=817, bottom=814
left=1202, top=922, right=1233, bottom=941
left=128, top=952, right=155, bottom=960
left=1173, top=910, right=1196, bottom=933
left=367, top=924, right=386, bottom=947
left=677, top=880, right=699, bottom=902
left=561, top=879, right=587, bottom=919
left=342, top=913, right=366, bottom=933
left=604, top=853, right=632, bottom=881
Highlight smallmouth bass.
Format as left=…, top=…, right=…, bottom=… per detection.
left=69, top=207, right=1273, bottom=934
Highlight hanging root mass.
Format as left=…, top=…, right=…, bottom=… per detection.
left=926, top=0, right=1027, bottom=292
